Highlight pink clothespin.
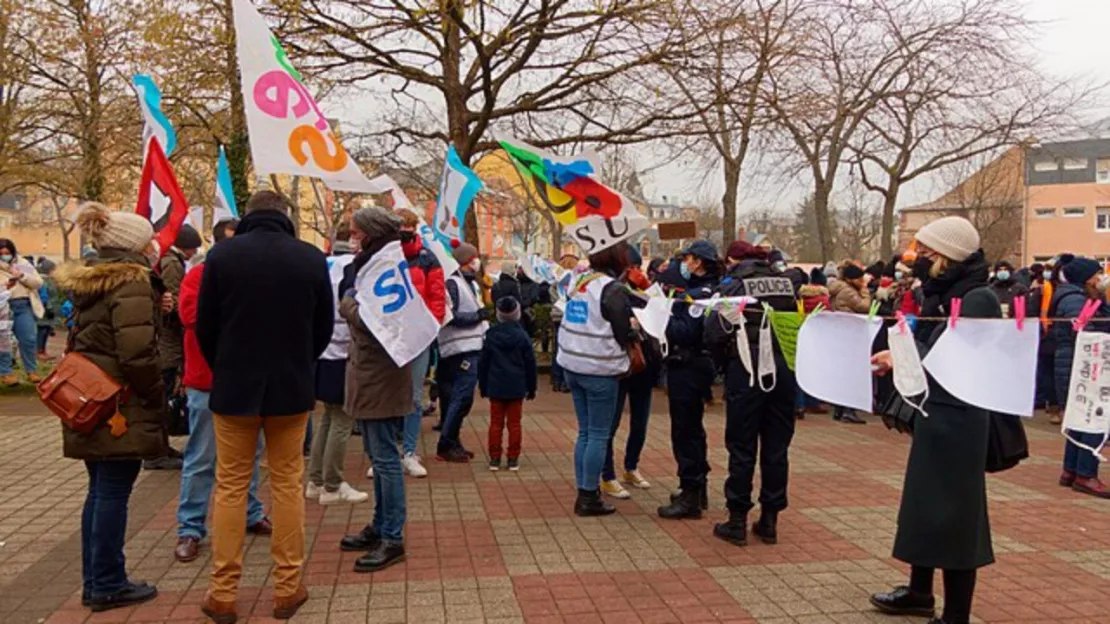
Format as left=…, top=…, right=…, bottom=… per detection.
left=949, top=298, right=962, bottom=329
left=1073, top=299, right=1101, bottom=332
left=1014, top=295, right=1026, bottom=330
left=895, top=311, right=908, bottom=335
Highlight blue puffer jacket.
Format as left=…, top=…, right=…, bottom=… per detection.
left=1050, top=283, right=1110, bottom=405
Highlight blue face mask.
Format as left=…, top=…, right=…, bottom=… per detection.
left=773, top=261, right=786, bottom=272
left=1043, top=270, right=1052, bottom=281
left=0, top=254, right=11, bottom=263
left=996, top=270, right=1011, bottom=282
left=679, top=262, right=692, bottom=281
left=894, top=271, right=903, bottom=281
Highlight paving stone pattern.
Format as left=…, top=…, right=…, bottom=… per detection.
left=1, top=389, right=1108, bottom=623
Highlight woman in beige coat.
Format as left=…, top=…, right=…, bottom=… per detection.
left=0, top=238, right=45, bottom=385
left=335, top=207, right=413, bottom=574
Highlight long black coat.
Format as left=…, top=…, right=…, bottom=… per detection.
left=893, top=286, right=997, bottom=571
left=197, top=210, right=334, bottom=417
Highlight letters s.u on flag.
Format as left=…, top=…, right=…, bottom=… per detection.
left=135, top=137, right=190, bottom=259
left=353, top=241, right=440, bottom=366
left=232, top=0, right=383, bottom=194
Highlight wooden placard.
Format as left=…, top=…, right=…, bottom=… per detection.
left=657, top=220, right=697, bottom=240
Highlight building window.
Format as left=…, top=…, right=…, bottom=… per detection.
left=1098, top=207, right=1110, bottom=231
left=1033, top=159, right=1058, bottom=172
left=1063, top=157, right=1088, bottom=170
left=1063, top=206, right=1087, bottom=218
left=1098, top=158, right=1110, bottom=183
left=1034, top=207, right=1056, bottom=218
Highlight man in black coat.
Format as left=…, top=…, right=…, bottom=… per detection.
left=195, top=190, right=333, bottom=619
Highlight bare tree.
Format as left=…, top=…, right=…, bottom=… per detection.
left=765, top=0, right=990, bottom=262
left=281, top=0, right=695, bottom=249
left=835, top=175, right=882, bottom=261
left=0, top=1, right=56, bottom=196
left=664, top=0, right=800, bottom=244
left=850, top=0, right=1089, bottom=259
left=932, top=149, right=1024, bottom=263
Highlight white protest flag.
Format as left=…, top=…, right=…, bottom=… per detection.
left=796, top=312, right=883, bottom=412
left=1061, top=331, right=1110, bottom=460
left=233, top=0, right=391, bottom=194
left=922, top=319, right=1039, bottom=416
left=353, top=241, right=440, bottom=366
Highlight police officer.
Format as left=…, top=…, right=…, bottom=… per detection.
left=705, top=240, right=799, bottom=546
left=656, top=240, right=721, bottom=519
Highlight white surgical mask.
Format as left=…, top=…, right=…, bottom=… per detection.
left=1044, top=270, right=1053, bottom=281
left=888, top=327, right=929, bottom=417
left=996, top=270, right=1011, bottom=282
left=894, top=271, right=903, bottom=281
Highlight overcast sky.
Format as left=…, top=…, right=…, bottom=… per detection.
left=639, top=0, right=1110, bottom=213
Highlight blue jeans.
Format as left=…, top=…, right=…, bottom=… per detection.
left=1063, top=430, right=1104, bottom=478
left=565, top=371, right=620, bottom=491
left=602, top=375, right=653, bottom=481
left=0, top=298, right=37, bottom=375
left=437, top=352, right=479, bottom=455
left=82, top=459, right=141, bottom=597
left=403, top=348, right=432, bottom=456
left=361, top=418, right=406, bottom=542
left=178, top=389, right=265, bottom=539
left=36, top=324, right=51, bottom=353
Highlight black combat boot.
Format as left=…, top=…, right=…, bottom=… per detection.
left=713, top=512, right=748, bottom=547
left=574, top=488, right=616, bottom=517
left=752, top=509, right=778, bottom=544
left=658, top=486, right=703, bottom=519
left=667, top=483, right=708, bottom=510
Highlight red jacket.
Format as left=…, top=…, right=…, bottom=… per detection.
left=178, top=263, right=212, bottom=391
left=402, top=236, right=446, bottom=322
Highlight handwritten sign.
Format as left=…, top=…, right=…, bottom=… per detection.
left=1063, top=332, right=1110, bottom=436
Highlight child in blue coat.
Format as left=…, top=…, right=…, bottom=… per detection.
left=479, top=297, right=537, bottom=471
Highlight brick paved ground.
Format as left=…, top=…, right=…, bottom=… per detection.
left=2, top=385, right=1109, bottom=624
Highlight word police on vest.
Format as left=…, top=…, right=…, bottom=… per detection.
left=743, top=276, right=794, bottom=297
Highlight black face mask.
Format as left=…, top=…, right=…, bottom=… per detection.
left=400, top=231, right=415, bottom=243
left=913, top=256, right=933, bottom=281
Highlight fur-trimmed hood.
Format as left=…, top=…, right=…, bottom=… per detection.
left=55, top=258, right=151, bottom=300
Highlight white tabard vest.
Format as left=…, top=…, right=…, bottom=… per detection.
left=438, top=273, right=488, bottom=358
left=321, top=254, right=355, bottom=361
left=556, top=274, right=630, bottom=376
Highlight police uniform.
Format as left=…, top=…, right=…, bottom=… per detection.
left=705, top=259, right=798, bottom=544
left=655, top=264, right=719, bottom=519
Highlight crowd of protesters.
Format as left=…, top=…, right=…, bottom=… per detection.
left=6, top=195, right=1108, bottom=624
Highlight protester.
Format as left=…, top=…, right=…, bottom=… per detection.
left=1026, top=261, right=1062, bottom=423
left=479, top=296, right=537, bottom=471
left=1051, top=257, right=1110, bottom=498
left=600, top=245, right=658, bottom=495
left=395, top=209, right=445, bottom=477
left=988, top=260, right=1030, bottom=317
left=827, top=262, right=871, bottom=424
left=0, top=238, right=44, bottom=385
left=336, top=207, right=413, bottom=573
left=173, top=217, right=274, bottom=563
left=56, top=203, right=166, bottom=612
left=557, top=241, right=636, bottom=517
left=196, top=190, right=333, bottom=623
left=435, top=242, right=489, bottom=462
left=35, top=258, right=59, bottom=361
left=491, top=260, right=523, bottom=305
left=705, top=239, right=799, bottom=546
left=147, top=225, right=201, bottom=470
left=305, top=231, right=368, bottom=504
left=869, top=218, right=995, bottom=624
left=656, top=240, right=720, bottom=518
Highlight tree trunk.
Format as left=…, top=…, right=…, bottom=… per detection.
left=81, top=8, right=103, bottom=202
left=721, top=159, right=741, bottom=245
left=813, top=184, right=835, bottom=263
left=879, top=183, right=899, bottom=260
left=223, top=0, right=250, bottom=207
left=441, top=5, right=480, bottom=252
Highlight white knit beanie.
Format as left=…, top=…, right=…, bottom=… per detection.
left=914, top=216, right=980, bottom=262
left=76, top=203, right=154, bottom=253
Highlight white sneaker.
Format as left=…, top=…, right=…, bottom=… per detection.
left=305, top=482, right=323, bottom=499
left=402, top=453, right=428, bottom=478
left=366, top=465, right=374, bottom=479
left=319, top=482, right=370, bottom=505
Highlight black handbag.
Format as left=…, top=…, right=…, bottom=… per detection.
left=877, top=388, right=920, bottom=435
left=985, top=412, right=1028, bottom=473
